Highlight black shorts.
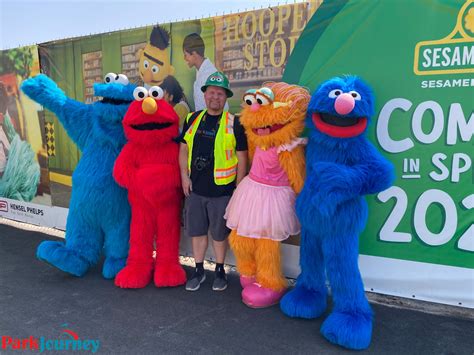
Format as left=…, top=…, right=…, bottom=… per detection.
left=184, top=192, right=231, bottom=241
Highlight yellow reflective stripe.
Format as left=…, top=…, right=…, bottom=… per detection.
left=215, top=164, right=237, bottom=179
left=225, top=113, right=234, bottom=134
left=187, top=110, right=205, bottom=135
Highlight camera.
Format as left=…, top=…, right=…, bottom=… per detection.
left=193, top=156, right=210, bottom=171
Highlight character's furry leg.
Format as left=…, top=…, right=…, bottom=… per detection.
left=229, top=231, right=256, bottom=287
left=254, top=239, right=287, bottom=290
left=102, top=212, right=130, bottom=279
left=242, top=238, right=287, bottom=308
left=36, top=211, right=102, bottom=277
left=320, top=233, right=372, bottom=350
left=281, top=227, right=327, bottom=319
left=153, top=197, right=186, bottom=287
left=115, top=202, right=154, bottom=289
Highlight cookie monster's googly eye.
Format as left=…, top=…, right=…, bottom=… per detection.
left=258, top=87, right=275, bottom=101
left=133, top=87, right=148, bottom=101
left=255, top=94, right=271, bottom=106
left=328, top=89, right=342, bottom=98
left=143, top=60, right=149, bottom=69
left=151, top=65, right=159, bottom=74
left=115, top=74, right=129, bottom=85
left=104, top=73, right=117, bottom=84
left=349, top=90, right=361, bottom=101
left=243, top=94, right=257, bottom=106
left=149, top=86, right=164, bottom=100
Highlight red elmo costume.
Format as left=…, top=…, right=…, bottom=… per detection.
left=113, top=86, right=186, bottom=288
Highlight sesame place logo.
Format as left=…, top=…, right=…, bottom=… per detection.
left=414, top=0, right=474, bottom=87
left=1, top=324, right=100, bottom=353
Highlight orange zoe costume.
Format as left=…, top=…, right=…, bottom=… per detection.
left=225, top=82, right=310, bottom=308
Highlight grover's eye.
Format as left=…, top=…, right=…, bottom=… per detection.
left=143, top=60, right=149, bottom=69
left=152, top=65, right=159, bottom=74
left=115, top=74, right=129, bottom=85
left=243, top=94, right=257, bottom=106
left=104, top=73, right=116, bottom=84
left=349, top=90, right=361, bottom=100
left=149, top=86, right=164, bottom=99
left=255, top=94, right=271, bottom=106
left=133, top=87, right=148, bottom=101
left=328, top=89, right=342, bottom=98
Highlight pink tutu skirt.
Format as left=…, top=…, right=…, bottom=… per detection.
left=224, top=176, right=300, bottom=241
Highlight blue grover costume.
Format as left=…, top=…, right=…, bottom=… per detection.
left=280, top=76, right=394, bottom=350
left=21, top=73, right=135, bottom=278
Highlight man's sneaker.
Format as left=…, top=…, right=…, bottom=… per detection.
left=212, top=271, right=228, bottom=291
left=185, top=271, right=206, bottom=291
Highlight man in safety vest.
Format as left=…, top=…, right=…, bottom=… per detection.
left=178, top=72, right=248, bottom=292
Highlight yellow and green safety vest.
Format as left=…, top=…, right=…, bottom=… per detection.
left=183, top=110, right=237, bottom=185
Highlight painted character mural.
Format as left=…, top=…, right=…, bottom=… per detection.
left=139, top=25, right=175, bottom=87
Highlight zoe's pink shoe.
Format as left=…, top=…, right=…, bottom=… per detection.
left=240, top=275, right=256, bottom=289
left=241, top=283, right=286, bottom=308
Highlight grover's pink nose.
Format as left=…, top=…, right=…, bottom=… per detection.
left=334, top=93, right=355, bottom=115
left=250, top=103, right=261, bottom=112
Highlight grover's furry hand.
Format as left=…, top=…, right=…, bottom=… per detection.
left=308, top=162, right=362, bottom=216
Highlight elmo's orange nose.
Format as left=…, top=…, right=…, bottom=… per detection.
left=142, top=97, right=157, bottom=114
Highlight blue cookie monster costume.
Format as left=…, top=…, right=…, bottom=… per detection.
left=280, top=76, right=394, bottom=350
left=21, top=73, right=135, bottom=279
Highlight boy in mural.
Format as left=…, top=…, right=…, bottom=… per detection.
left=182, top=33, right=228, bottom=112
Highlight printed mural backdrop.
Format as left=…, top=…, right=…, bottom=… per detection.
left=0, top=0, right=472, bottom=307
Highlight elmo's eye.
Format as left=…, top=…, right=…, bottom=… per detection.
left=104, top=73, right=116, bottom=84
left=115, top=74, right=129, bottom=85
left=243, top=94, right=256, bottom=106
left=328, top=89, right=342, bottom=98
left=349, top=91, right=361, bottom=100
left=133, top=87, right=148, bottom=101
left=149, top=86, right=164, bottom=99
left=255, top=94, right=271, bottom=106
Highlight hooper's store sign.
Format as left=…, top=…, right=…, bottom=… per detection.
left=223, top=3, right=310, bottom=70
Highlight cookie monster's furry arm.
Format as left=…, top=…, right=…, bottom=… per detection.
left=279, top=146, right=305, bottom=194
left=21, top=74, right=93, bottom=150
